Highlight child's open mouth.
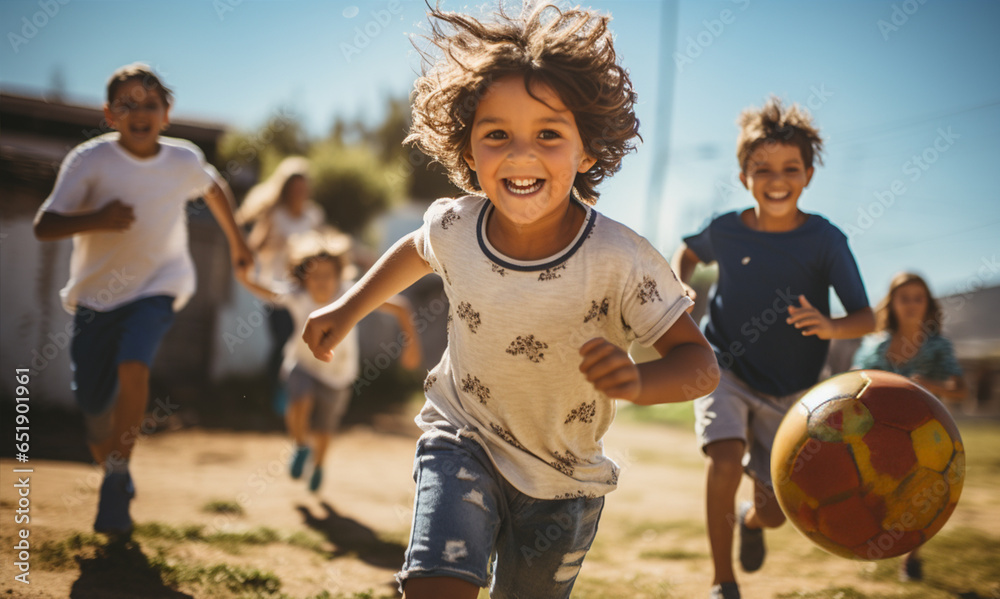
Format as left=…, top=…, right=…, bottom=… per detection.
left=504, top=178, right=544, bottom=195
left=130, top=125, right=152, bottom=136
left=765, top=191, right=790, bottom=201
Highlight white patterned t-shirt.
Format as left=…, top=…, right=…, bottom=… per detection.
left=414, top=195, right=693, bottom=499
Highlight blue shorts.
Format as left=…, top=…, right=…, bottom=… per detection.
left=397, top=431, right=604, bottom=597
left=71, top=295, right=175, bottom=438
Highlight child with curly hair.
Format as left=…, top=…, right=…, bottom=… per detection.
left=303, top=4, right=718, bottom=597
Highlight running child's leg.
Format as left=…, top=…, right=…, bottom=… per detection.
left=744, top=478, right=785, bottom=529
left=396, top=432, right=503, bottom=598
left=490, top=485, right=604, bottom=598
left=403, top=577, right=478, bottom=599
left=286, top=395, right=313, bottom=447
left=286, top=394, right=313, bottom=479
left=312, top=432, right=331, bottom=467
left=90, top=361, right=149, bottom=466
left=705, top=439, right=745, bottom=585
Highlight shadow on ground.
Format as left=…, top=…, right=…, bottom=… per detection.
left=70, top=538, right=193, bottom=599
left=298, top=501, right=407, bottom=570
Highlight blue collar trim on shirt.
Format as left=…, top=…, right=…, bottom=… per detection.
left=475, top=199, right=597, bottom=272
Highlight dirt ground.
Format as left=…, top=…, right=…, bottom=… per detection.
left=1, top=410, right=998, bottom=598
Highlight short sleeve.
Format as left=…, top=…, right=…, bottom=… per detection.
left=621, top=238, right=694, bottom=346
left=851, top=334, right=886, bottom=370
left=413, top=198, right=451, bottom=274
left=40, top=143, right=97, bottom=215
left=179, top=139, right=222, bottom=198
left=928, top=337, right=963, bottom=379
left=682, top=221, right=715, bottom=264
left=826, top=229, right=869, bottom=314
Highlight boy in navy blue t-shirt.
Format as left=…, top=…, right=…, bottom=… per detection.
left=673, top=97, right=875, bottom=599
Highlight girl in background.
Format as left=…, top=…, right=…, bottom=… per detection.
left=237, top=157, right=326, bottom=411
left=852, top=271, right=966, bottom=581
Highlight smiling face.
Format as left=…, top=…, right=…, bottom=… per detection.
left=103, top=79, right=170, bottom=158
left=740, top=142, right=814, bottom=227
left=463, top=76, right=596, bottom=230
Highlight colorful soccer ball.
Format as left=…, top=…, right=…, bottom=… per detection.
left=771, top=369, right=964, bottom=560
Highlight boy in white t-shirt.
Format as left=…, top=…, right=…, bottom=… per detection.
left=237, top=228, right=422, bottom=491
left=302, top=5, right=720, bottom=597
left=33, top=63, right=253, bottom=535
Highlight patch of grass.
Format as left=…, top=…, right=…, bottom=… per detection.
left=151, top=555, right=282, bottom=597
left=203, top=499, right=246, bottom=516
left=35, top=532, right=104, bottom=570
left=134, top=521, right=205, bottom=542
left=618, top=401, right=695, bottom=429
left=132, top=521, right=329, bottom=557
left=861, top=527, right=1000, bottom=598
left=286, top=530, right=329, bottom=555
left=638, top=548, right=704, bottom=560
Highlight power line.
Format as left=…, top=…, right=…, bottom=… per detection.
left=863, top=219, right=1000, bottom=255
left=828, top=98, right=1000, bottom=147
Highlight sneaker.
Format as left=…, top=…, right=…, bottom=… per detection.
left=308, top=466, right=323, bottom=492
left=94, top=472, right=133, bottom=535
left=710, top=582, right=741, bottom=599
left=738, top=501, right=766, bottom=572
left=289, top=446, right=310, bottom=479
left=899, top=555, right=923, bottom=582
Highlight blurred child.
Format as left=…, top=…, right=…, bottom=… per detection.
left=303, top=5, right=718, bottom=597
left=33, top=63, right=253, bottom=534
left=673, top=97, right=875, bottom=598
left=236, top=157, right=327, bottom=411
left=237, top=228, right=422, bottom=491
left=852, top=271, right=965, bottom=581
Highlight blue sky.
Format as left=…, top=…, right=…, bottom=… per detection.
left=2, top=0, right=998, bottom=306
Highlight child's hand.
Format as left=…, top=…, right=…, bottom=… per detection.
left=579, top=337, right=640, bottom=401
left=97, top=199, right=135, bottom=232
left=230, top=238, right=254, bottom=272
left=303, top=304, right=350, bottom=363
left=786, top=295, right=835, bottom=339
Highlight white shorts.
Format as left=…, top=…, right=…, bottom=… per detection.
left=694, top=369, right=807, bottom=488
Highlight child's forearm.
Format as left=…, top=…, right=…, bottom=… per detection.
left=634, top=343, right=719, bottom=406
left=240, top=277, right=282, bottom=304
left=671, top=245, right=700, bottom=284
left=304, top=232, right=432, bottom=361
left=339, top=233, right=432, bottom=323
left=204, top=183, right=245, bottom=248
left=829, top=307, right=876, bottom=340
left=34, top=211, right=103, bottom=240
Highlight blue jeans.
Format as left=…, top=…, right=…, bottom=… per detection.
left=397, top=430, right=604, bottom=597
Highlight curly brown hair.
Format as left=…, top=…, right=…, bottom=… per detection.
left=737, top=96, right=823, bottom=174
left=405, top=2, right=640, bottom=201
left=875, top=272, right=943, bottom=334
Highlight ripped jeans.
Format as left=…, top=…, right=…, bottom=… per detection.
left=396, top=431, right=604, bottom=597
